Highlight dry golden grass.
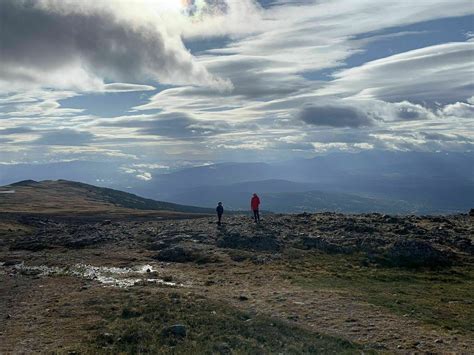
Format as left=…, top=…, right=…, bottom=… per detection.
left=0, top=180, right=210, bottom=219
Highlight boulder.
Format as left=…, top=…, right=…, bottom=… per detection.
left=380, top=239, right=452, bottom=268
left=147, top=241, right=169, bottom=251
left=217, top=233, right=281, bottom=252
left=300, top=236, right=352, bottom=254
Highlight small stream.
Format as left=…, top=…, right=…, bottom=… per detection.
left=3, top=262, right=183, bottom=288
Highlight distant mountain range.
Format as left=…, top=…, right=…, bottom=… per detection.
left=134, top=151, right=474, bottom=214
left=165, top=179, right=418, bottom=214
left=1, top=151, right=473, bottom=214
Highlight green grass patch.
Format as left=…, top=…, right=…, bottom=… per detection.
left=286, top=253, right=474, bottom=333
left=81, top=289, right=370, bottom=354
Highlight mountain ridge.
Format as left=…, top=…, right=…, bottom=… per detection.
left=0, top=179, right=215, bottom=215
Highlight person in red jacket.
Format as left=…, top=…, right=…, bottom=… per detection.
left=251, top=193, right=260, bottom=223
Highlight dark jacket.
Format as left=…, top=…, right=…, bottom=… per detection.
left=216, top=205, right=224, bottom=215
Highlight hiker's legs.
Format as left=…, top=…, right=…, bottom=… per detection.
left=253, top=209, right=259, bottom=223
left=256, top=209, right=260, bottom=222
left=217, top=213, right=222, bottom=225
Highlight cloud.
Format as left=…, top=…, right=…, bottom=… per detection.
left=0, top=0, right=232, bottom=92
left=441, top=102, right=474, bottom=117
left=32, top=129, right=95, bottom=146
left=136, top=172, right=152, bottom=181
left=0, top=127, right=34, bottom=135
left=421, top=132, right=466, bottom=142
left=297, top=104, right=377, bottom=128
left=392, top=102, right=431, bottom=121
left=101, top=112, right=235, bottom=139
left=322, top=42, right=474, bottom=103
left=2, top=0, right=474, bottom=165
left=103, top=83, right=156, bottom=93
left=6, top=100, right=84, bottom=117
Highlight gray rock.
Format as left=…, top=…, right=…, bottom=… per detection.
left=153, top=245, right=217, bottom=263
left=217, top=233, right=281, bottom=252
left=300, top=236, right=352, bottom=254
left=161, top=324, right=187, bottom=338
left=380, top=239, right=452, bottom=268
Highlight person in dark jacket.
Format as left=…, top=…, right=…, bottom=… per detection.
left=251, top=193, right=260, bottom=223
left=216, top=202, right=224, bottom=225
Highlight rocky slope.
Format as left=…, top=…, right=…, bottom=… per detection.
left=1, top=211, right=473, bottom=353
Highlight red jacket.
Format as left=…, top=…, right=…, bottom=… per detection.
left=251, top=195, right=260, bottom=210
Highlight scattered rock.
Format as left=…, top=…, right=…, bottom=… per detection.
left=213, top=342, right=232, bottom=354
left=379, top=239, right=453, bottom=268
left=217, top=233, right=281, bottom=252
left=147, top=241, right=169, bottom=251
left=299, top=236, right=352, bottom=254
left=98, top=332, right=115, bottom=344
left=161, top=324, right=187, bottom=338
left=2, top=260, right=21, bottom=266
left=153, top=245, right=218, bottom=264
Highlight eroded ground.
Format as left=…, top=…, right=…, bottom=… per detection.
left=1, top=213, right=473, bottom=353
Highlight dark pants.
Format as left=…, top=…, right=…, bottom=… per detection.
left=253, top=209, right=260, bottom=223
left=217, top=213, right=223, bottom=225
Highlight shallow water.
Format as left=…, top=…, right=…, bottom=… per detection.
left=10, top=262, right=181, bottom=288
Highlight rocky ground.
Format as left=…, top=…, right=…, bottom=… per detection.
left=1, top=212, right=473, bottom=353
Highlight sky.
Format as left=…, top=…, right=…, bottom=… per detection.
left=0, top=0, right=473, bottom=181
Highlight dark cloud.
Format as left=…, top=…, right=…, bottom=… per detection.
left=0, top=127, right=33, bottom=135
left=0, top=0, right=225, bottom=90
left=421, top=132, right=469, bottom=142
left=396, top=107, right=425, bottom=120
left=102, top=113, right=233, bottom=139
left=138, top=115, right=228, bottom=138
left=33, top=129, right=95, bottom=146
left=297, top=104, right=375, bottom=128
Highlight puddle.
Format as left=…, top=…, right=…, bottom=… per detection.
left=10, top=263, right=183, bottom=288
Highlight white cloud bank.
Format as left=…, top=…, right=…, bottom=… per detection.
left=0, top=0, right=235, bottom=93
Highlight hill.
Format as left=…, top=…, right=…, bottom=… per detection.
left=0, top=179, right=214, bottom=216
